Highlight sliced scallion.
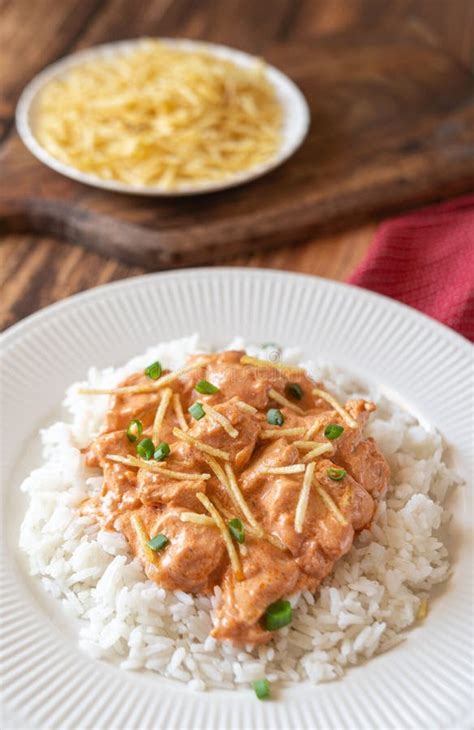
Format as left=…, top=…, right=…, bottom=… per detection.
left=144, top=361, right=162, bottom=380
left=126, top=418, right=143, bottom=443
left=147, top=533, right=168, bottom=551
left=228, top=518, right=245, bottom=544
left=154, top=442, right=170, bottom=461
left=327, top=467, right=346, bottom=481
left=266, top=408, right=284, bottom=426
left=195, top=379, right=219, bottom=395
left=189, top=402, right=205, bottom=420
left=286, top=382, right=303, bottom=400
left=263, top=599, right=293, bottom=631
left=136, top=437, right=155, bottom=460
left=253, top=678, right=270, bottom=700
left=324, top=424, right=344, bottom=440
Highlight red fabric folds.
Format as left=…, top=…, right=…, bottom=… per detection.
left=348, top=195, right=474, bottom=342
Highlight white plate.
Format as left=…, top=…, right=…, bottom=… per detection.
left=15, top=38, right=310, bottom=196
left=1, top=268, right=472, bottom=730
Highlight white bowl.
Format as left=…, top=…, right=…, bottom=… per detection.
left=15, top=38, right=310, bottom=196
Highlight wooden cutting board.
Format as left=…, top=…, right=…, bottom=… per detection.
left=1, top=25, right=474, bottom=269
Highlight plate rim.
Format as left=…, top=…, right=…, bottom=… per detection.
left=15, top=37, right=311, bottom=197
left=1, top=266, right=471, bottom=356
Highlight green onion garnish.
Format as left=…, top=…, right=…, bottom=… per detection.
left=327, top=467, right=346, bottom=481
left=263, top=599, right=293, bottom=631
left=228, top=518, right=245, bottom=544
left=189, top=402, right=205, bottom=420
left=286, top=382, right=303, bottom=400
left=252, top=678, right=270, bottom=700
left=266, top=408, right=284, bottom=426
left=154, top=441, right=170, bottom=461
left=324, top=423, right=344, bottom=440
left=195, top=379, right=219, bottom=395
left=147, top=533, right=169, bottom=551
left=144, top=361, right=162, bottom=380
left=126, top=418, right=143, bottom=443
left=136, top=437, right=155, bottom=460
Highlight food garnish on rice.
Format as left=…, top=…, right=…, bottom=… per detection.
left=19, top=336, right=457, bottom=691
left=79, top=349, right=389, bottom=645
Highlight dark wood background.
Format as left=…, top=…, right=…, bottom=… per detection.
left=1, top=0, right=473, bottom=331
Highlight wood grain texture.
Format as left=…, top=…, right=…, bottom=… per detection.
left=1, top=0, right=473, bottom=331
left=0, top=0, right=102, bottom=140
left=2, top=27, right=474, bottom=268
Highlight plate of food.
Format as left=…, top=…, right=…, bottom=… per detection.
left=1, top=268, right=472, bottom=730
left=15, top=38, right=310, bottom=196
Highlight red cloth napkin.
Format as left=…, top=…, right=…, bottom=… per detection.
left=347, top=195, right=474, bottom=342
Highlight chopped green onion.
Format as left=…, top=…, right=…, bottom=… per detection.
left=126, top=418, right=143, bottom=443
left=266, top=408, right=284, bottom=426
left=324, top=424, right=344, bottom=440
left=263, top=599, right=293, bottom=631
left=144, top=361, right=162, bottom=380
left=195, top=379, right=219, bottom=395
left=189, top=402, right=205, bottom=420
left=154, top=441, right=170, bottom=461
left=253, top=678, right=270, bottom=700
left=147, top=533, right=169, bottom=551
left=327, top=467, right=346, bottom=481
left=228, top=518, right=245, bottom=544
left=261, top=342, right=278, bottom=349
left=136, top=437, right=155, bottom=460
left=286, top=382, right=303, bottom=400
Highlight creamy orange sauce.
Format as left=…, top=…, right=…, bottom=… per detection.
left=83, top=351, right=389, bottom=645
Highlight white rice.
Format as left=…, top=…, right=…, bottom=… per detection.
left=19, top=335, right=460, bottom=690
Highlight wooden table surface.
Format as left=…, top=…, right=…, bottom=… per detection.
left=1, top=0, right=473, bottom=331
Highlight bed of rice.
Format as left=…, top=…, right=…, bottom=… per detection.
left=19, top=335, right=459, bottom=691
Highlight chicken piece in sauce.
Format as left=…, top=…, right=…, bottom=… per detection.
left=82, top=350, right=389, bottom=645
